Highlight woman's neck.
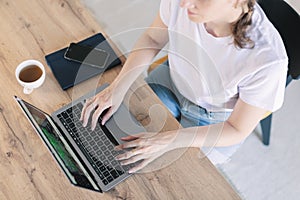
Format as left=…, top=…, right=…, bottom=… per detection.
left=204, top=6, right=244, bottom=37
left=204, top=22, right=232, bottom=37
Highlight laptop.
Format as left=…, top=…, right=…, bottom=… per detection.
left=14, top=84, right=145, bottom=192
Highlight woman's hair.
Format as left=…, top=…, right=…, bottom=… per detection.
left=231, top=0, right=256, bottom=49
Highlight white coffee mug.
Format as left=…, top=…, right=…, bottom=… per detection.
left=15, top=60, right=46, bottom=94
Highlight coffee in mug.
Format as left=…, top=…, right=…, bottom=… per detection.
left=19, top=65, right=43, bottom=82
left=15, top=60, right=46, bottom=94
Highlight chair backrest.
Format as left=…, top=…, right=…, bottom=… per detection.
left=258, top=0, right=300, bottom=80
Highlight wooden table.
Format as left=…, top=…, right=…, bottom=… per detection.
left=0, top=0, right=241, bottom=199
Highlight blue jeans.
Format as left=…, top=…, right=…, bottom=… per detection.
left=145, top=61, right=242, bottom=164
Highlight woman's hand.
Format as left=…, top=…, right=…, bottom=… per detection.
left=80, top=83, right=125, bottom=130
left=115, top=131, right=178, bottom=173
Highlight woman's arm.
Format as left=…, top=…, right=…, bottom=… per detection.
left=174, top=98, right=268, bottom=148
left=81, top=13, right=168, bottom=128
left=112, top=13, right=169, bottom=94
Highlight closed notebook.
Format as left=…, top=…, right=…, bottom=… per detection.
left=45, top=33, right=121, bottom=90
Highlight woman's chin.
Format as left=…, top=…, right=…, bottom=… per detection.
left=187, top=14, right=204, bottom=23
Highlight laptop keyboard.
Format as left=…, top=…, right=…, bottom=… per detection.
left=57, top=102, right=130, bottom=186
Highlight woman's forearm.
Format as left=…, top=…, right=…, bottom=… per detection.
left=112, top=29, right=168, bottom=94
left=111, top=13, right=169, bottom=95
left=171, top=121, right=248, bottom=150
left=170, top=99, right=267, bottom=150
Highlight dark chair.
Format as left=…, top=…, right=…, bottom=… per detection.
left=258, top=0, right=300, bottom=145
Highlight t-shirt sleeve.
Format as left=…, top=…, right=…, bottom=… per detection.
left=238, top=60, right=288, bottom=112
left=160, top=0, right=172, bottom=26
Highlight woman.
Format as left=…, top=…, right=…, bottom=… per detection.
left=81, top=0, right=288, bottom=173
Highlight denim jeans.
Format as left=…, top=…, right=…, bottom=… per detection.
left=145, top=61, right=243, bottom=164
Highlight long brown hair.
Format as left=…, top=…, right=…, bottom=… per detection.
left=231, top=0, right=256, bottom=49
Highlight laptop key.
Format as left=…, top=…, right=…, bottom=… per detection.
left=76, top=103, right=83, bottom=110
left=98, top=173, right=105, bottom=180
left=111, top=170, right=119, bottom=179
left=104, top=151, right=110, bottom=156
left=123, top=165, right=131, bottom=171
left=93, top=145, right=99, bottom=151
left=103, top=160, right=109, bottom=166
left=103, top=179, right=109, bottom=185
left=90, top=131, right=96, bottom=137
left=101, top=135, right=106, bottom=140
left=107, top=145, right=114, bottom=151
left=86, top=135, right=92, bottom=141
left=96, top=160, right=103, bottom=167
left=92, top=156, right=98, bottom=162
left=106, top=165, right=113, bottom=171
left=111, top=150, right=118, bottom=157
left=103, top=171, right=109, bottom=177
left=66, top=107, right=72, bottom=114
left=82, top=141, right=88, bottom=147
left=89, top=140, right=96, bottom=146
left=104, top=140, right=110, bottom=146
left=107, top=176, right=114, bottom=183
left=96, top=150, right=103, bottom=155
left=100, top=146, right=107, bottom=151
left=72, top=127, right=78, bottom=133
left=86, top=146, right=92, bottom=152
left=94, top=136, right=100, bottom=142
left=118, top=170, right=125, bottom=176
left=75, top=121, right=81, bottom=127
left=74, top=109, right=81, bottom=115
left=97, top=140, right=103, bottom=146
left=115, top=166, right=124, bottom=174
left=69, top=122, right=75, bottom=129
left=111, top=160, right=118, bottom=167
left=61, top=111, right=68, bottom=119
left=100, top=166, right=106, bottom=171
left=99, top=155, right=106, bottom=161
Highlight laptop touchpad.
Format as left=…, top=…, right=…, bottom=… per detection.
left=105, top=103, right=145, bottom=144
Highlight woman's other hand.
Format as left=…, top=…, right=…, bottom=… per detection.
left=115, top=131, right=178, bottom=173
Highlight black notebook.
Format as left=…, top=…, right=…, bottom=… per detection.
left=45, top=33, right=121, bottom=90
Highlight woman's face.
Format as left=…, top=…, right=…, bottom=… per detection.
left=180, top=0, right=242, bottom=23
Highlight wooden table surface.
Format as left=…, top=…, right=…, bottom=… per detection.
left=0, top=0, right=241, bottom=199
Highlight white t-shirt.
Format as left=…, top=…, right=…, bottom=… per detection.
left=160, top=0, right=288, bottom=112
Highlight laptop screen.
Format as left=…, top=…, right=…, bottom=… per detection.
left=18, top=98, right=98, bottom=191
